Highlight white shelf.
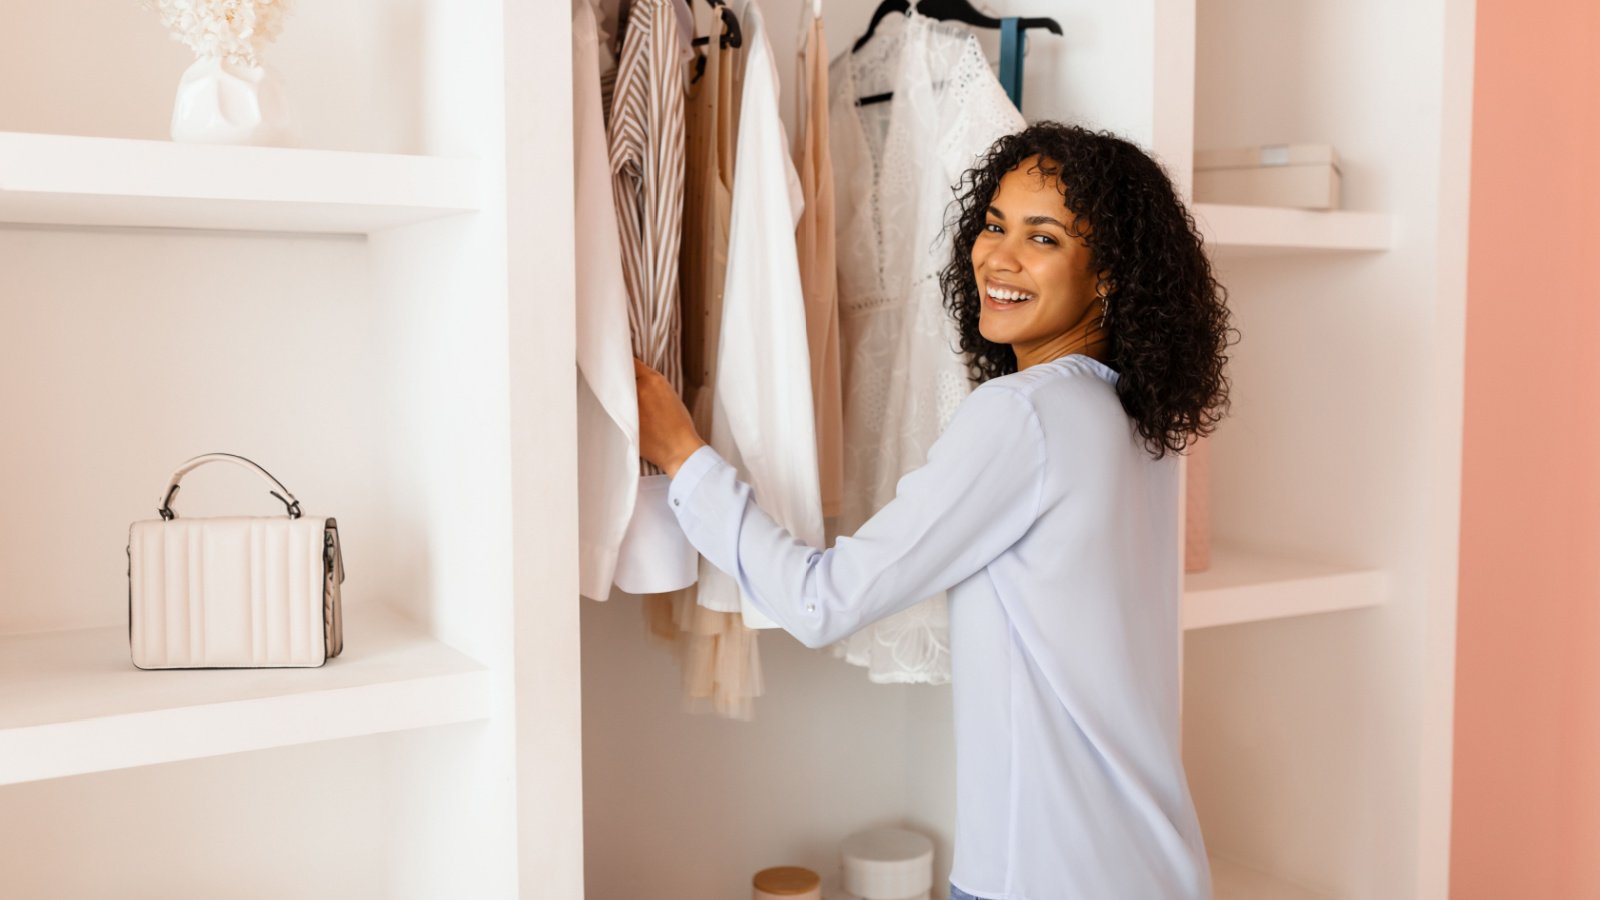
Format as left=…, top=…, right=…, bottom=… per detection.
left=1211, top=856, right=1332, bottom=900
left=0, top=131, right=479, bottom=233
left=1193, top=202, right=1393, bottom=253
left=1183, top=543, right=1388, bottom=630
left=0, top=603, right=492, bottom=786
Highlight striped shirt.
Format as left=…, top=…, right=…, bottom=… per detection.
left=608, top=0, right=687, bottom=476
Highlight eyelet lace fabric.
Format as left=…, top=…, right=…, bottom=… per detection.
left=827, top=15, right=1025, bottom=685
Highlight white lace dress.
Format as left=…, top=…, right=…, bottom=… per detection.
left=827, top=15, right=1025, bottom=684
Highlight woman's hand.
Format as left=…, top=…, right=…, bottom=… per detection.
left=634, top=358, right=706, bottom=478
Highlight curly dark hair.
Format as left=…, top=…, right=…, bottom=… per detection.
left=938, top=122, right=1237, bottom=459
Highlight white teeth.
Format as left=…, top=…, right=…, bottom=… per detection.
left=986, top=286, right=1033, bottom=302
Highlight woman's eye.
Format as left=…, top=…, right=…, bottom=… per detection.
left=983, top=223, right=1003, bottom=234
left=1031, top=234, right=1057, bottom=245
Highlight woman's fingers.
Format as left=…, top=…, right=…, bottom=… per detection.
left=631, top=357, right=703, bottom=476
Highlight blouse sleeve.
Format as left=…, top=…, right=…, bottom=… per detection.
left=667, top=383, right=1047, bottom=649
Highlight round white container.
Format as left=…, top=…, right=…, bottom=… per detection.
left=823, top=877, right=930, bottom=900
left=840, top=827, right=935, bottom=899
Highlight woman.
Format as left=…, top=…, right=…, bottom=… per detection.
left=636, top=122, right=1235, bottom=900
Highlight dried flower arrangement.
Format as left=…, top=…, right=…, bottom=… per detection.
left=140, top=0, right=293, bottom=67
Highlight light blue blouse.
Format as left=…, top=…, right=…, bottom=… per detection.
left=667, top=353, right=1210, bottom=899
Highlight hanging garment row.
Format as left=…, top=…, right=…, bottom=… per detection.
left=574, top=0, right=1028, bottom=718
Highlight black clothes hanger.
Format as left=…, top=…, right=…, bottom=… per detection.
left=689, top=0, right=743, bottom=83
left=915, top=0, right=1061, bottom=39
left=853, top=0, right=1061, bottom=53
left=714, top=0, right=742, bottom=49
left=689, top=0, right=743, bottom=51
left=851, top=0, right=1062, bottom=107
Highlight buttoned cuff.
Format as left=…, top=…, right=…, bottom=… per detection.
left=667, top=444, right=722, bottom=513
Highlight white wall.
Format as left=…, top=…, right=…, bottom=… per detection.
left=581, top=592, right=916, bottom=896
left=0, top=227, right=390, bottom=633
left=0, top=0, right=428, bottom=152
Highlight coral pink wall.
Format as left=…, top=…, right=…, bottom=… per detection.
left=1452, top=0, right=1600, bottom=896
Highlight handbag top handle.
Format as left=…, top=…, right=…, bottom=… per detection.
left=158, top=453, right=302, bottom=520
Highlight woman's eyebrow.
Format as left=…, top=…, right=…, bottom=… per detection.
left=986, top=206, right=1066, bottom=229
left=1023, top=214, right=1067, bottom=229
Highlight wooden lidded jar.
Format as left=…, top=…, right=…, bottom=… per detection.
left=753, top=866, right=822, bottom=900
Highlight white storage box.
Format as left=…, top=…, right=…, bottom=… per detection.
left=1194, top=143, right=1342, bottom=210
left=840, top=827, right=934, bottom=899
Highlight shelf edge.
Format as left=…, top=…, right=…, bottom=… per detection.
left=1183, top=568, right=1389, bottom=630
left=0, top=668, right=493, bottom=787
left=1194, top=202, right=1393, bottom=252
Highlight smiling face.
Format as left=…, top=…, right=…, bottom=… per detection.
left=971, top=157, right=1102, bottom=363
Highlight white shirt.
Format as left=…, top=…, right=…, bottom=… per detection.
left=694, top=0, right=825, bottom=628
left=572, top=0, right=640, bottom=601
left=668, top=354, right=1211, bottom=899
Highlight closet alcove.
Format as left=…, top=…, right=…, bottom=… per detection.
left=0, top=1, right=1471, bottom=899
left=585, top=0, right=1471, bottom=897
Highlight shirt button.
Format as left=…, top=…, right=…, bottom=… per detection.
left=805, top=603, right=816, bottom=613
left=672, top=498, right=680, bottom=506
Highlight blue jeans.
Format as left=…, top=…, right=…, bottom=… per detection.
left=949, top=884, right=993, bottom=900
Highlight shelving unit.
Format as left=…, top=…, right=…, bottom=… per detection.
left=0, top=603, right=492, bottom=786
left=0, top=0, right=577, bottom=897
left=1183, top=543, right=1388, bottom=630
left=1193, top=202, right=1393, bottom=254
left=0, top=131, right=480, bottom=233
left=1177, top=1, right=1473, bottom=898
left=0, top=0, right=1471, bottom=896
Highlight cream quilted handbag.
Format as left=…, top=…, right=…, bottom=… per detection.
left=126, top=453, right=345, bottom=669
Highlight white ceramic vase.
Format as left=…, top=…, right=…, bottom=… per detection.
left=171, top=56, right=299, bottom=147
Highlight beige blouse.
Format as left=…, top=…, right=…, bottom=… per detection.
left=679, top=6, right=741, bottom=437
left=794, top=6, right=844, bottom=519
left=641, top=4, right=763, bottom=722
